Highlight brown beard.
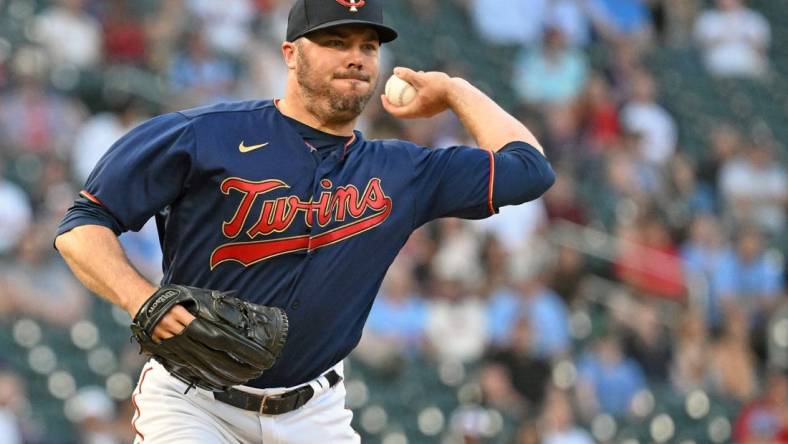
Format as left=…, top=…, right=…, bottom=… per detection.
left=295, top=46, right=377, bottom=125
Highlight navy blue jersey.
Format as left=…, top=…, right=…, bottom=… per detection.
left=58, top=100, right=554, bottom=388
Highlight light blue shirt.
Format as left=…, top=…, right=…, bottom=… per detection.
left=486, top=286, right=570, bottom=358
left=366, top=293, right=428, bottom=347
left=578, top=353, right=647, bottom=414
left=712, top=248, right=783, bottom=311
left=514, top=49, right=588, bottom=104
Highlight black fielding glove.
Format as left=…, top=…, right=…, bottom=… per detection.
left=130, top=284, right=289, bottom=391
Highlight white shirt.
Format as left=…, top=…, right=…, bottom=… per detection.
left=621, top=101, right=678, bottom=166
left=474, top=199, right=547, bottom=250
left=186, top=0, right=255, bottom=55
left=0, top=180, right=32, bottom=254
left=543, top=428, right=594, bottom=444
left=426, top=297, right=488, bottom=362
left=719, top=157, right=787, bottom=233
left=32, top=7, right=101, bottom=69
left=71, top=113, right=129, bottom=183
left=0, top=410, right=22, bottom=444
left=694, top=7, right=770, bottom=77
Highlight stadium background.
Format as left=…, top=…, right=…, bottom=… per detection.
left=0, top=0, right=786, bottom=443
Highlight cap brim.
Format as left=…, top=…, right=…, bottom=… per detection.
left=294, top=19, right=398, bottom=43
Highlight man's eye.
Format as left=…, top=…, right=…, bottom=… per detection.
left=326, top=40, right=344, bottom=48
left=362, top=44, right=378, bottom=52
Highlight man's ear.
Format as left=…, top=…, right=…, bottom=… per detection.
left=282, top=41, right=297, bottom=70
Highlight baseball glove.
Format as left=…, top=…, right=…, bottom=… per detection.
left=130, top=284, right=289, bottom=392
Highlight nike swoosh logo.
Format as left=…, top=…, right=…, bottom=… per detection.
left=239, top=141, right=270, bottom=153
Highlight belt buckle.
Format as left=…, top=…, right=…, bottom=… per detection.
left=258, top=394, right=272, bottom=415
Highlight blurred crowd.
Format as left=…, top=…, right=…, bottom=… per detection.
left=0, top=0, right=785, bottom=443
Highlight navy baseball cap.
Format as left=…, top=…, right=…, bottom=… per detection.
left=286, top=0, right=398, bottom=44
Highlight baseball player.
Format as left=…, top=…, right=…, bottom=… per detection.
left=54, top=0, right=555, bottom=442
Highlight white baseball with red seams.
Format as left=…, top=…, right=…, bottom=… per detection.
left=385, top=75, right=417, bottom=107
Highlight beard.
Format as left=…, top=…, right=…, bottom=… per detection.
left=295, top=48, right=378, bottom=125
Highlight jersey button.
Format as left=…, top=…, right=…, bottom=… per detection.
left=291, top=299, right=301, bottom=310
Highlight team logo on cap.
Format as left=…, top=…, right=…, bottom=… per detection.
left=336, top=0, right=365, bottom=12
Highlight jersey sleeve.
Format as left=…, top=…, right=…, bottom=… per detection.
left=79, top=112, right=196, bottom=232
left=407, top=141, right=555, bottom=228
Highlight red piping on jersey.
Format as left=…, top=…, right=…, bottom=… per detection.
left=131, top=366, right=153, bottom=442
left=341, top=133, right=356, bottom=160
left=487, top=150, right=495, bottom=215
left=80, top=190, right=103, bottom=206
left=273, top=98, right=357, bottom=158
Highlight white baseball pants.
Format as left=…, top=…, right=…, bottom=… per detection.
left=131, top=359, right=359, bottom=443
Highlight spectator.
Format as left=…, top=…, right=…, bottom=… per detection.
left=539, top=103, right=586, bottom=167
left=615, top=216, right=685, bottom=300
left=733, top=369, right=788, bottom=443
left=680, top=214, right=728, bottom=327
left=713, top=226, right=783, bottom=328
left=0, top=172, right=33, bottom=256
left=185, top=0, right=256, bottom=56
left=474, top=199, right=548, bottom=259
left=469, top=0, right=548, bottom=46
left=620, top=70, right=678, bottom=166
left=603, top=131, right=662, bottom=209
left=577, top=333, right=648, bottom=417
left=544, top=0, right=591, bottom=48
left=605, top=40, right=644, bottom=101
left=100, top=0, right=147, bottom=65
left=425, top=278, right=488, bottom=362
left=234, top=39, right=289, bottom=102
left=143, top=0, right=192, bottom=72
left=517, top=276, right=571, bottom=360
left=543, top=173, right=587, bottom=227
left=540, top=388, right=594, bottom=444
left=65, top=386, right=122, bottom=444
left=487, top=284, right=523, bottom=346
left=545, top=245, right=587, bottom=307
left=660, top=0, right=702, bottom=47
left=578, top=74, right=621, bottom=153
left=697, top=123, right=742, bottom=194
left=586, top=0, right=653, bottom=46
left=359, top=260, right=428, bottom=365
left=431, top=218, right=484, bottom=290
left=478, top=233, right=510, bottom=298
left=0, top=46, right=86, bottom=155
left=478, top=363, right=527, bottom=418
left=670, top=311, right=711, bottom=394
left=659, top=154, right=717, bottom=230
left=708, top=310, right=758, bottom=401
left=619, top=300, right=672, bottom=381
left=469, top=0, right=590, bottom=47
left=0, top=226, right=89, bottom=326
left=487, top=317, right=552, bottom=410
left=693, top=0, right=770, bottom=78
left=168, top=30, right=237, bottom=108
left=31, top=0, right=102, bottom=69
left=0, top=370, right=26, bottom=444
left=719, top=139, right=787, bottom=235
left=512, top=26, right=589, bottom=106
left=70, top=95, right=149, bottom=183
left=119, top=219, right=165, bottom=282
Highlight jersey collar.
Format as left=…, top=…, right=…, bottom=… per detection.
left=272, top=99, right=363, bottom=160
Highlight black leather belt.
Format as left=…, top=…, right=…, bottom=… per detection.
left=213, top=370, right=342, bottom=415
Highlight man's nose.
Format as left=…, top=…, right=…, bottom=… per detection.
left=345, top=46, right=365, bottom=70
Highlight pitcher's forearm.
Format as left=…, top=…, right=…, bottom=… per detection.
left=446, top=78, right=544, bottom=154
left=55, top=225, right=156, bottom=315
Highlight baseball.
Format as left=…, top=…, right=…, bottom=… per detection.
left=385, top=75, right=417, bottom=107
